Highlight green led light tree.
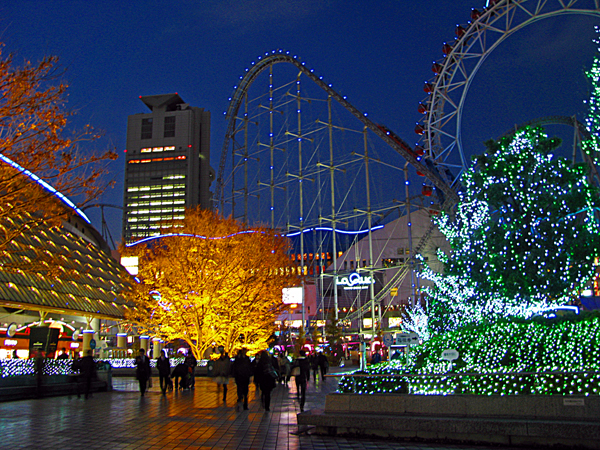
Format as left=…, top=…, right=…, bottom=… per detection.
left=583, top=25, right=600, bottom=162
left=421, top=127, right=600, bottom=334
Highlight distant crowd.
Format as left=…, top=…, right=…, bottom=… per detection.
left=135, top=346, right=331, bottom=412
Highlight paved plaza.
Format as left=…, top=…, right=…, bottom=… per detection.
left=0, top=373, right=530, bottom=450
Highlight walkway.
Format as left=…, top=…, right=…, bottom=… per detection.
left=0, top=373, right=529, bottom=450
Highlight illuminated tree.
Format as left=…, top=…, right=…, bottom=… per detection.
left=0, top=47, right=117, bottom=256
left=401, top=303, right=430, bottom=341
left=421, top=127, right=600, bottom=333
left=124, top=208, right=301, bottom=359
left=583, top=25, right=600, bottom=161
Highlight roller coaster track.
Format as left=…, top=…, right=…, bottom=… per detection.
left=216, top=53, right=459, bottom=213
left=216, top=3, right=600, bottom=328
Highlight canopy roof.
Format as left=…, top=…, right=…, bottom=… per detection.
left=0, top=214, right=133, bottom=320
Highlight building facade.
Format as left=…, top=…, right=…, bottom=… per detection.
left=122, top=93, right=213, bottom=244
left=316, top=208, right=450, bottom=334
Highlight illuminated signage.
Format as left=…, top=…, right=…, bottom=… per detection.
left=336, top=273, right=375, bottom=290
left=4, top=339, right=17, bottom=346
left=282, top=287, right=303, bottom=304
left=388, top=317, right=403, bottom=328
left=121, top=256, right=139, bottom=276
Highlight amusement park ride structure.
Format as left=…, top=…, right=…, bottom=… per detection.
left=215, top=0, right=600, bottom=335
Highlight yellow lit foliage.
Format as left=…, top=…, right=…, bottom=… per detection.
left=0, top=45, right=117, bottom=255
left=123, top=208, right=301, bottom=359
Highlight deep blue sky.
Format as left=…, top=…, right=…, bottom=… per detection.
left=1, top=1, right=598, bottom=245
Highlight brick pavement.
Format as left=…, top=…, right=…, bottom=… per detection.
left=0, top=372, right=528, bottom=450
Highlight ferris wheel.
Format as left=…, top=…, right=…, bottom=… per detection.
left=417, top=0, right=600, bottom=192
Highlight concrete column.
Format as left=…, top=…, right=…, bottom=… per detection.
left=117, top=333, right=127, bottom=358
left=140, top=335, right=149, bottom=352
left=82, top=329, right=95, bottom=353
left=117, top=333, right=127, bottom=348
left=153, top=338, right=162, bottom=357
left=92, top=318, right=100, bottom=350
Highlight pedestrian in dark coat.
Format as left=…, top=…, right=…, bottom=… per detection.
left=232, top=348, right=253, bottom=410
left=309, top=352, right=318, bottom=382
left=79, top=349, right=97, bottom=399
left=255, top=351, right=277, bottom=411
left=156, top=350, right=171, bottom=395
left=291, top=350, right=311, bottom=412
left=184, top=351, right=197, bottom=388
left=317, top=351, right=329, bottom=381
left=170, top=363, right=189, bottom=390
left=34, top=349, right=45, bottom=398
left=252, top=356, right=261, bottom=393
left=135, top=348, right=152, bottom=396
left=271, top=354, right=280, bottom=382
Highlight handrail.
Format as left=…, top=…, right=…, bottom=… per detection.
left=326, top=369, right=600, bottom=378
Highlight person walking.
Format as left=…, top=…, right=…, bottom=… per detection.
left=79, top=349, right=97, bottom=399
left=184, top=351, right=197, bottom=388
left=34, top=349, right=45, bottom=398
left=135, top=348, right=152, bottom=396
left=213, top=351, right=232, bottom=402
left=291, top=350, right=311, bottom=412
left=156, top=350, right=171, bottom=395
left=255, top=351, right=277, bottom=411
left=317, top=351, right=329, bottom=381
left=371, top=349, right=382, bottom=364
left=170, top=363, right=189, bottom=390
left=309, top=351, right=318, bottom=383
left=278, top=353, right=291, bottom=386
left=252, top=355, right=261, bottom=395
left=271, top=353, right=280, bottom=383
left=232, top=348, right=253, bottom=410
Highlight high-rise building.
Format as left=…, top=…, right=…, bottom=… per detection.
left=122, top=93, right=213, bottom=244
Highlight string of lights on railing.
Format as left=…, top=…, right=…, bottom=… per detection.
left=337, top=316, right=600, bottom=396
left=0, top=357, right=207, bottom=378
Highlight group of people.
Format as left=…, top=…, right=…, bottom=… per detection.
left=138, top=348, right=198, bottom=396
left=133, top=346, right=331, bottom=413
left=221, top=348, right=329, bottom=412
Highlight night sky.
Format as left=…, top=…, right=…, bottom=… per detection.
left=1, top=1, right=598, bottom=245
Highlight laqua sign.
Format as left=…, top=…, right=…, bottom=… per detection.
left=336, top=272, right=375, bottom=290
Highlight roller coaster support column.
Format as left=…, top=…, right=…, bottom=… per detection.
left=362, top=127, right=377, bottom=335
left=404, top=163, right=417, bottom=308
left=328, top=96, right=339, bottom=321
left=296, top=73, right=307, bottom=326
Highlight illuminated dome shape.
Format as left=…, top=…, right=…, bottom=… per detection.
left=0, top=154, right=133, bottom=320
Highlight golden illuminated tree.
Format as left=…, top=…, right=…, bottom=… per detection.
left=0, top=46, right=117, bottom=255
left=124, top=208, right=301, bottom=359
